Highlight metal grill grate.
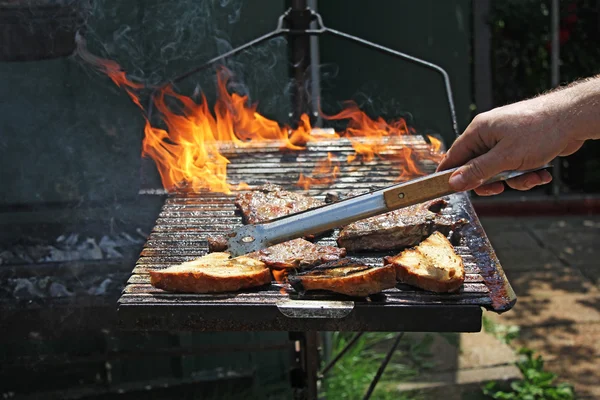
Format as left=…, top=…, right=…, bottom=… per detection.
left=118, top=136, right=516, bottom=332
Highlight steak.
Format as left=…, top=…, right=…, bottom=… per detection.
left=235, top=183, right=324, bottom=224
left=384, top=231, right=465, bottom=293
left=247, top=238, right=346, bottom=270
left=337, top=198, right=467, bottom=252
left=289, top=258, right=396, bottom=297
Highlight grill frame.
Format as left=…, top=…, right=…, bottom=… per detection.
left=118, top=136, right=516, bottom=332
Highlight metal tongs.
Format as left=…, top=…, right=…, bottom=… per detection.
left=224, top=166, right=550, bottom=257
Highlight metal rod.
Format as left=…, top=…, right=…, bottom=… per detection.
left=289, top=0, right=312, bottom=125
left=362, top=332, right=404, bottom=400
left=304, top=331, right=320, bottom=400
left=146, top=29, right=285, bottom=119
left=324, top=28, right=459, bottom=137
left=551, top=0, right=562, bottom=197
left=320, top=332, right=364, bottom=376
left=308, top=0, right=322, bottom=127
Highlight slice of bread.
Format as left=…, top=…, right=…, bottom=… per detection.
left=289, top=258, right=397, bottom=297
left=383, top=231, right=465, bottom=293
left=149, top=252, right=271, bottom=293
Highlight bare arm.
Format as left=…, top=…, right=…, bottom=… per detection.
left=437, top=75, right=600, bottom=196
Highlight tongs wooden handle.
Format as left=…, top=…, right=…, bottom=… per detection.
left=383, top=169, right=456, bottom=209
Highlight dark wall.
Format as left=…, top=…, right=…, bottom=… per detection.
left=318, top=0, right=473, bottom=146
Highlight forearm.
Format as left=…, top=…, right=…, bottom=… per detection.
left=541, top=75, right=600, bottom=141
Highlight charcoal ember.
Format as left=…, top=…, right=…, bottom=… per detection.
left=0, top=249, right=28, bottom=265
left=87, top=278, right=113, bottom=296
left=49, top=282, right=73, bottom=298
left=99, top=236, right=124, bottom=258
left=12, top=278, right=45, bottom=300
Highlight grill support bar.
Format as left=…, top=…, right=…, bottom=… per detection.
left=147, top=7, right=460, bottom=137
left=362, top=332, right=404, bottom=400
left=319, top=332, right=364, bottom=377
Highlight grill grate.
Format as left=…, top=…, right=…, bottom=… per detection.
left=118, top=136, right=516, bottom=332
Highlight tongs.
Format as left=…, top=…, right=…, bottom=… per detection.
left=224, top=166, right=550, bottom=257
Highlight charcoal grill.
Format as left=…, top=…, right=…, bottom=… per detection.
left=118, top=5, right=515, bottom=399
left=118, top=136, right=516, bottom=333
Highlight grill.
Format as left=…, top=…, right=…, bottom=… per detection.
left=118, top=136, right=516, bottom=333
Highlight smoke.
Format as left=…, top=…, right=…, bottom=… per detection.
left=72, top=0, right=289, bottom=121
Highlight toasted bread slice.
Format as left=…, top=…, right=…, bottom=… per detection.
left=383, top=231, right=464, bottom=293
left=289, top=258, right=397, bottom=297
left=149, top=252, right=271, bottom=293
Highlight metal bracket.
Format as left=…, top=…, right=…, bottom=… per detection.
left=147, top=7, right=460, bottom=137
left=276, top=300, right=354, bottom=318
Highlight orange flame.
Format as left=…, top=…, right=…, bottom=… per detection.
left=297, top=152, right=340, bottom=189
left=78, top=43, right=445, bottom=193
left=324, top=102, right=415, bottom=163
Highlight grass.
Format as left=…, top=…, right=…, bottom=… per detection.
left=320, top=332, right=437, bottom=400
left=483, top=348, right=576, bottom=400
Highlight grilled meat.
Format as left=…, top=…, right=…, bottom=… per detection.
left=235, top=183, right=324, bottom=224
left=289, top=258, right=396, bottom=297
left=337, top=198, right=466, bottom=252
left=149, top=252, right=271, bottom=293
left=248, top=238, right=346, bottom=269
left=384, top=231, right=465, bottom=293
left=207, top=235, right=229, bottom=252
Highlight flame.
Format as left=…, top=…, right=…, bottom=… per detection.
left=427, top=135, right=442, bottom=153
left=75, top=34, right=144, bottom=109
left=78, top=42, right=445, bottom=193
left=297, top=152, right=340, bottom=189
left=324, top=102, right=415, bottom=163
left=271, top=269, right=289, bottom=283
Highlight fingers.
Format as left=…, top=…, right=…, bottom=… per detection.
left=437, top=115, right=491, bottom=172
left=474, top=182, right=505, bottom=196
left=505, top=170, right=552, bottom=191
left=447, top=146, right=509, bottom=191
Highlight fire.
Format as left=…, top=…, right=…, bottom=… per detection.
left=324, top=102, right=415, bottom=163
left=77, top=41, right=445, bottom=194
left=297, top=152, right=340, bottom=190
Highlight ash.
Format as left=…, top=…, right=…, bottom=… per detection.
left=0, top=229, right=148, bottom=302
left=0, top=229, right=147, bottom=265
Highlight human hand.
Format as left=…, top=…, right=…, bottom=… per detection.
left=437, top=95, right=587, bottom=196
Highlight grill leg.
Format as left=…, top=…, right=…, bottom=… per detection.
left=289, top=331, right=320, bottom=400
left=362, top=332, right=404, bottom=400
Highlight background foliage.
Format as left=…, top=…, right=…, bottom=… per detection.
left=490, top=0, right=600, bottom=193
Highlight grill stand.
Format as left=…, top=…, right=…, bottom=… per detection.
left=120, top=138, right=517, bottom=398
left=292, top=331, right=405, bottom=400
left=290, top=332, right=320, bottom=400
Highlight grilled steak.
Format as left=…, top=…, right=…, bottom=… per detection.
left=149, top=252, right=271, bottom=293
left=289, top=258, right=396, bottom=297
left=248, top=238, right=346, bottom=269
left=337, top=198, right=467, bottom=252
left=207, top=235, right=229, bottom=252
left=384, top=231, right=465, bottom=293
left=235, top=183, right=324, bottom=224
